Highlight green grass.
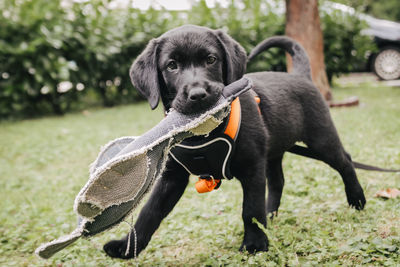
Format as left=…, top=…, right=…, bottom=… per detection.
left=1, top=82, right=399, bottom=266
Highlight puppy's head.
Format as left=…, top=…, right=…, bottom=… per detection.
left=130, top=25, right=247, bottom=114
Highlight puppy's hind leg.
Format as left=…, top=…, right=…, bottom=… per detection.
left=306, top=136, right=366, bottom=210
left=266, top=155, right=285, bottom=217
left=103, top=158, right=189, bottom=259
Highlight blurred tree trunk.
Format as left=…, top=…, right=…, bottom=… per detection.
left=285, top=0, right=332, bottom=101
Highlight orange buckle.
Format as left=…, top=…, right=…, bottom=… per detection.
left=195, top=177, right=221, bottom=193
left=254, top=96, right=261, bottom=114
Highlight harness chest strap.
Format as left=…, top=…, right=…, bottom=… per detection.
left=194, top=97, right=241, bottom=193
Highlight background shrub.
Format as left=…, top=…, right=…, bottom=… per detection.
left=0, top=0, right=376, bottom=119
left=320, top=5, right=377, bottom=82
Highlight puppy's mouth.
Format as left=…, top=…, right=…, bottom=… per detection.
left=171, top=83, right=224, bottom=115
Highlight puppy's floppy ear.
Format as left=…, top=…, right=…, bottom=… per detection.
left=130, top=38, right=161, bottom=110
left=214, top=30, right=247, bottom=84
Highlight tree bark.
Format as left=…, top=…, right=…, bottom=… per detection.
left=285, top=0, right=332, bottom=101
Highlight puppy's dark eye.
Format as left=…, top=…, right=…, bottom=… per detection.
left=206, top=55, right=217, bottom=65
left=167, top=60, right=178, bottom=71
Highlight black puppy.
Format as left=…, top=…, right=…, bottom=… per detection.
left=103, top=25, right=366, bottom=258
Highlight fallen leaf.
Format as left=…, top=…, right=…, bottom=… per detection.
left=374, top=188, right=400, bottom=199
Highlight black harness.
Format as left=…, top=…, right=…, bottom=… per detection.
left=169, top=99, right=241, bottom=181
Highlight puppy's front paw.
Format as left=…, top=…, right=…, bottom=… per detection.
left=103, top=239, right=134, bottom=259
left=346, top=187, right=366, bottom=210
left=239, top=236, right=269, bottom=253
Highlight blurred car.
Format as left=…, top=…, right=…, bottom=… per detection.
left=363, top=17, right=400, bottom=80
left=326, top=2, right=400, bottom=80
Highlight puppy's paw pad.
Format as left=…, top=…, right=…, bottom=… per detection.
left=345, top=185, right=366, bottom=210
left=347, top=192, right=366, bottom=210
left=239, top=239, right=269, bottom=253
left=348, top=198, right=366, bottom=210
left=103, top=239, right=133, bottom=259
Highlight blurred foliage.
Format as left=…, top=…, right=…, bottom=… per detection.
left=187, top=0, right=287, bottom=73
left=334, top=0, right=400, bottom=22
left=0, top=0, right=375, bottom=119
left=320, top=6, right=377, bottom=83
left=0, top=0, right=176, bottom=118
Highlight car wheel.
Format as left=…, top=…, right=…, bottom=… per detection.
left=372, top=47, right=400, bottom=80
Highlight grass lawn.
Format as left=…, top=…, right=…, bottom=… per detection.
left=0, top=81, right=399, bottom=266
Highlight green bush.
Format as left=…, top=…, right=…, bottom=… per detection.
left=186, top=0, right=286, bottom=73
left=0, top=0, right=78, bottom=117
left=186, top=0, right=376, bottom=80
left=0, top=0, right=375, bottom=119
left=0, top=0, right=175, bottom=118
left=321, top=7, right=377, bottom=82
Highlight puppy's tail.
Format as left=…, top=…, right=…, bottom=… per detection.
left=288, top=145, right=400, bottom=173
left=248, top=36, right=311, bottom=80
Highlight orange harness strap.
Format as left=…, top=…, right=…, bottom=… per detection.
left=254, top=96, right=261, bottom=114
left=223, top=95, right=260, bottom=139
left=223, top=97, right=241, bottom=140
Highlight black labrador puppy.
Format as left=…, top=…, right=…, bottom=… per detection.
left=104, top=25, right=366, bottom=258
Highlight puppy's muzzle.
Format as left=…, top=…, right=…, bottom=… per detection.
left=172, top=81, right=223, bottom=114
left=188, top=87, right=207, bottom=102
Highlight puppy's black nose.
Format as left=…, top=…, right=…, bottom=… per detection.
left=188, top=87, right=207, bottom=101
